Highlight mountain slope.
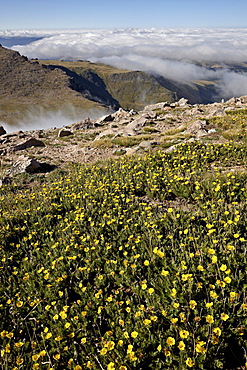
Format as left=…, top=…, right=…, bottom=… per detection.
left=40, top=59, right=220, bottom=109
left=0, top=46, right=108, bottom=125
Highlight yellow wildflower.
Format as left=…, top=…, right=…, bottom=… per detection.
left=166, top=337, right=175, bottom=346
left=178, top=341, right=185, bottom=351
left=206, top=315, right=214, bottom=324
left=186, top=357, right=195, bottom=367
left=221, top=313, right=229, bottom=321
left=180, top=330, right=189, bottom=339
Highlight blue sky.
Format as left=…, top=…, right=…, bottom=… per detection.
left=1, top=0, right=247, bottom=30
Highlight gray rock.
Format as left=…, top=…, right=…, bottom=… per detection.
left=144, top=102, right=169, bottom=111
left=239, top=96, right=247, bottom=103
left=94, top=114, right=114, bottom=125
left=116, top=118, right=132, bottom=126
left=138, top=141, right=159, bottom=150
left=125, top=147, right=140, bottom=155
left=94, top=128, right=119, bottom=140
left=111, top=108, right=128, bottom=119
left=170, top=98, right=190, bottom=108
left=206, top=108, right=226, bottom=118
left=143, top=111, right=157, bottom=119
left=177, top=98, right=189, bottom=106
left=184, top=120, right=208, bottom=137
left=58, top=128, right=73, bottom=137
left=128, top=109, right=138, bottom=116
left=226, top=97, right=237, bottom=104
left=6, top=155, right=42, bottom=177
left=196, top=129, right=208, bottom=138
left=10, top=137, right=45, bottom=152
left=71, top=118, right=94, bottom=131
left=139, top=141, right=153, bottom=149
left=125, top=116, right=148, bottom=132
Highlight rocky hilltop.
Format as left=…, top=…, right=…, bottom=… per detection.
left=0, top=46, right=110, bottom=125
left=1, top=95, right=247, bottom=185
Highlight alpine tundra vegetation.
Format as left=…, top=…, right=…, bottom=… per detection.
left=1, top=99, right=247, bottom=369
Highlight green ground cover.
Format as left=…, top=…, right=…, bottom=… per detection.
left=0, top=142, right=247, bottom=370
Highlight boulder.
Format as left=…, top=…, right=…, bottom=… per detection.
left=206, top=108, right=225, bottom=118
left=125, top=147, right=140, bottom=155
left=94, top=128, right=119, bottom=141
left=177, top=98, right=189, bottom=106
left=94, top=114, right=114, bottom=125
left=226, top=97, right=237, bottom=104
left=142, top=111, right=157, bottom=119
left=239, top=96, right=247, bottom=104
left=6, top=156, right=42, bottom=177
left=0, top=125, right=6, bottom=136
left=170, top=98, right=190, bottom=108
left=139, top=141, right=153, bottom=150
left=115, top=118, right=132, bottom=126
left=71, top=118, right=94, bottom=131
left=139, top=141, right=159, bottom=150
left=10, top=137, right=45, bottom=152
left=111, top=108, right=129, bottom=119
left=184, top=120, right=208, bottom=137
left=58, top=128, right=73, bottom=138
left=144, top=102, right=169, bottom=112
left=125, top=116, right=148, bottom=132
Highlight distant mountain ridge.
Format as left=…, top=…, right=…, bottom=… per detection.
left=0, top=45, right=242, bottom=126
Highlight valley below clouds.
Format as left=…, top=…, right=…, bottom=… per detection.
left=1, top=28, right=247, bottom=100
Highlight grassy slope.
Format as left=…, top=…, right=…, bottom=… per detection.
left=1, top=108, right=247, bottom=369
left=41, top=60, right=223, bottom=110
left=40, top=60, right=177, bottom=111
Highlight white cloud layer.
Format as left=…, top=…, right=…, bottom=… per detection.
left=3, top=28, right=247, bottom=62
left=2, top=28, right=247, bottom=99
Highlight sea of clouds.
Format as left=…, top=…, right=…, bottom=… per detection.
left=1, top=28, right=247, bottom=100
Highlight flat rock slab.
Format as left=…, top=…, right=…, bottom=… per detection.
left=10, top=137, right=45, bottom=152
left=125, top=116, right=149, bottom=131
